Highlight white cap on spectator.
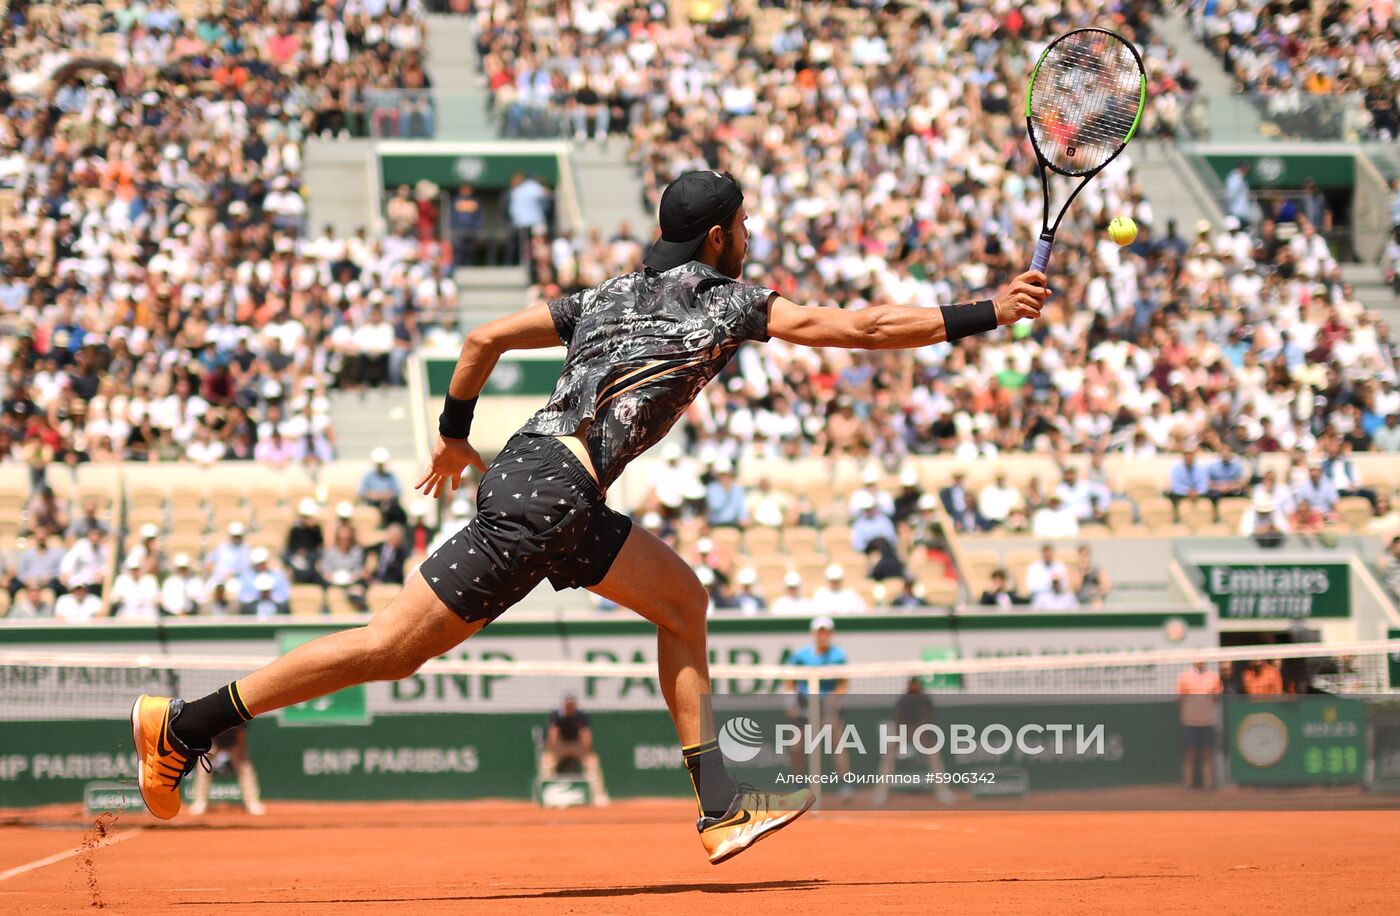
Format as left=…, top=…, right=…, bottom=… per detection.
left=714, top=457, right=734, bottom=474
left=641, top=512, right=663, bottom=531
left=917, top=493, right=937, bottom=511
left=139, top=523, right=160, bottom=539
left=683, top=480, right=707, bottom=501
left=254, top=573, right=276, bottom=592
left=450, top=497, right=472, bottom=516
left=250, top=546, right=271, bottom=564
left=1195, top=219, right=1212, bottom=235
left=336, top=501, right=355, bottom=519
left=852, top=491, right=876, bottom=512
left=811, top=615, right=835, bottom=632
left=784, top=571, right=802, bottom=589
left=862, top=467, right=880, bottom=485
left=697, top=537, right=714, bottom=554
left=228, top=521, right=246, bottom=536
left=409, top=499, right=429, bottom=518
left=262, top=379, right=283, bottom=399
left=661, top=443, right=682, bottom=461
left=298, top=498, right=319, bottom=516
left=825, top=563, right=844, bottom=581
left=174, top=553, right=190, bottom=568
left=1253, top=493, right=1275, bottom=513
left=737, top=567, right=757, bottom=586
left=900, top=468, right=920, bottom=488
left=125, top=554, right=142, bottom=570
left=70, top=573, right=92, bottom=588
left=371, top=447, right=390, bottom=465
left=696, top=566, right=716, bottom=586
left=659, top=489, right=684, bottom=508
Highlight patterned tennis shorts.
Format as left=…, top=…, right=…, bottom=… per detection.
left=418, top=433, right=634, bottom=624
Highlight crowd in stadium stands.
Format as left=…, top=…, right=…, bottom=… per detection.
left=0, top=0, right=464, bottom=477
left=1189, top=0, right=1398, bottom=139
left=5, top=1, right=1400, bottom=619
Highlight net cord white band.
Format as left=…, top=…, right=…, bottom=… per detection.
left=4, top=639, right=1399, bottom=683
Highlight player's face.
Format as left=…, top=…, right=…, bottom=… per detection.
left=717, top=206, right=749, bottom=279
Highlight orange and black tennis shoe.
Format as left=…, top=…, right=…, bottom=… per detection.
left=130, top=695, right=208, bottom=820
left=698, top=784, right=815, bottom=865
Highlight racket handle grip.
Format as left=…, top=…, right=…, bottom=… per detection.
left=1030, top=235, right=1054, bottom=274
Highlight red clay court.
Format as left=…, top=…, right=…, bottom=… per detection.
left=2, top=801, right=1398, bottom=914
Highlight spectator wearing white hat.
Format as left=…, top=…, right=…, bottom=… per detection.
left=1241, top=492, right=1291, bottom=542
left=161, top=554, right=206, bottom=616
left=242, top=573, right=290, bottom=619
left=237, top=547, right=291, bottom=605
left=61, top=524, right=110, bottom=595
left=705, top=458, right=747, bottom=528
left=54, top=576, right=102, bottom=621
left=285, top=499, right=326, bottom=583
left=850, top=491, right=897, bottom=554
left=772, top=571, right=809, bottom=616
left=112, top=554, right=162, bottom=619
left=731, top=568, right=766, bottom=615
left=847, top=466, right=894, bottom=520
left=359, top=446, right=405, bottom=524
left=125, top=522, right=166, bottom=574
left=811, top=564, right=867, bottom=615
left=891, top=469, right=925, bottom=528
left=206, top=522, right=253, bottom=584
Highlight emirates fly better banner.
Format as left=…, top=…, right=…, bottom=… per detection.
left=1196, top=563, right=1351, bottom=620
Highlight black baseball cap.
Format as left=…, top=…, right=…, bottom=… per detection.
left=643, top=170, right=744, bottom=271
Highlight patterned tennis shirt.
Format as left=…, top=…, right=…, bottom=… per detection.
left=520, top=261, right=775, bottom=488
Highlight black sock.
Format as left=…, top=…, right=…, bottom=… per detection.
left=683, top=739, right=736, bottom=820
left=173, top=682, right=252, bottom=749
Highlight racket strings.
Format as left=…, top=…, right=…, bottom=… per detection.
left=1029, top=34, right=1142, bottom=175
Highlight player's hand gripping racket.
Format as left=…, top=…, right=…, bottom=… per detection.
left=1025, top=28, right=1147, bottom=274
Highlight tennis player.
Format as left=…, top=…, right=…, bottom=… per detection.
left=132, top=170, right=1048, bottom=863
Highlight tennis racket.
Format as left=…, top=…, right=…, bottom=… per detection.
left=1025, top=28, right=1147, bottom=274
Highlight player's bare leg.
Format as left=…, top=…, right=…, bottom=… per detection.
left=131, top=573, right=482, bottom=819
left=236, top=574, right=482, bottom=713
left=591, top=525, right=814, bottom=864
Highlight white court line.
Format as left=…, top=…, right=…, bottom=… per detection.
left=0, top=828, right=144, bottom=882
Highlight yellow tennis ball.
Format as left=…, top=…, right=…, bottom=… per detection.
left=1108, top=216, right=1137, bottom=246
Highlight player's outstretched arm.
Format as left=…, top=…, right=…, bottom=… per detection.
left=416, top=304, right=563, bottom=497
left=768, top=270, right=1049, bottom=350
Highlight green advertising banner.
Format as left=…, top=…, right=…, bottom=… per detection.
left=1203, top=152, right=1356, bottom=190
left=0, top=712, right=681, bottom=808
left=277, top=631, right=370, bottom=726
left=425, top=353, right=563, bottom=397
left=1197, top=563, right=1350, bottom=619
left=379, top=151, right=562, bottom=190
left=1226, top=697, right=1365, bottom=786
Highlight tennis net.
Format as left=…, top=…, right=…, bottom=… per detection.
left=3, top=641, right=1399, bottom=811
